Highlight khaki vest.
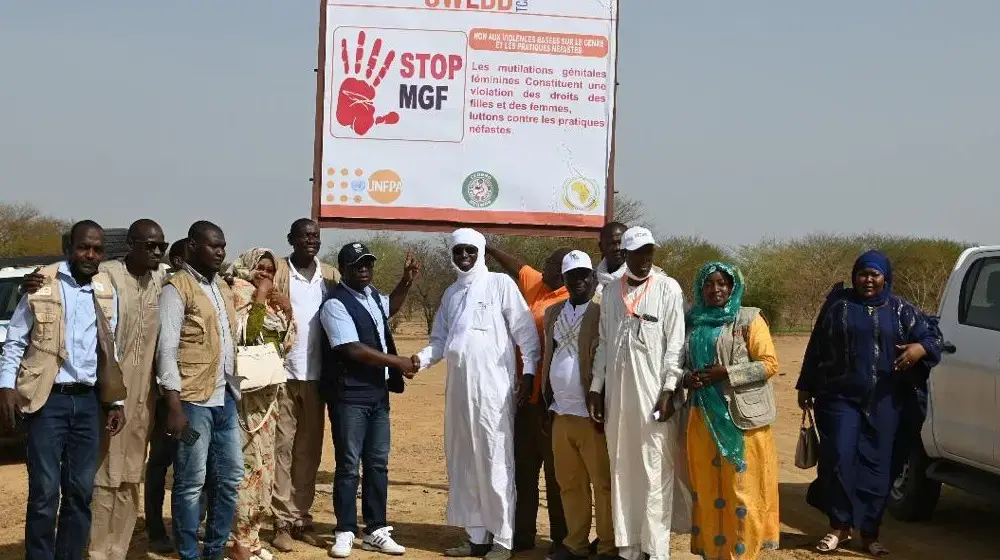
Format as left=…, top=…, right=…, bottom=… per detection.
left=15, top=263, right=126, bottom=413
left=538, top=299, right=601, bottom=408
left=684, top=307, right=778, bottom=430
left=166, top=269, right=238, bottom=403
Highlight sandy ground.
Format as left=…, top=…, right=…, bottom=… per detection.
left=0, top=335, right=996, bottom=559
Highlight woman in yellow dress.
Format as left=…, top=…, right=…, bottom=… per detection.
left=682, top=262, right=780, bottom=559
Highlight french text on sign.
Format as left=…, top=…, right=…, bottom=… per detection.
left=469, top=28, right=609, bottom=58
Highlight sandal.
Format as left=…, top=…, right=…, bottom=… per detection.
left=816, top=532, right=851, bottom=553
left=865, top=541, right=890, bottom=557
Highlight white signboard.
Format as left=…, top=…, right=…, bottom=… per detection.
left=313, top=0, right=619, bottom=233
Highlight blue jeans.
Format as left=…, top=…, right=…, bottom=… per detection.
left=146, top=397, right=208, bottom=541
left=172, top=392, right=244, bottom=560
left=24, top=390, right=100, bottom=560
left=331, top=399, right=391, bottom=535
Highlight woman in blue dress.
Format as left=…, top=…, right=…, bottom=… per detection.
left=796, top=250, right=941, bottom=557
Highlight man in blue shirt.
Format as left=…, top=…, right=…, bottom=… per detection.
left=0, top=220, right=125, bottom=560
left=319, top=242, right=419, bottom=558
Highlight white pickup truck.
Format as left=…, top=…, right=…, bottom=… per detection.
left=0, top=266, right=45, bottom=345
left=890, top=245, right=1000, bottom=520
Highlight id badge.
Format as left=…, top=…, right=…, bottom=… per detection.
left=472, top=302, right=491, bottom=331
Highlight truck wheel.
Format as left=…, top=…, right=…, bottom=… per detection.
left=888, top=444, right=941, bottom=522
left=102, top=228, right=130, bottom=261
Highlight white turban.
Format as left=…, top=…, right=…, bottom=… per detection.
left=450, top=228, right=488, bottom=283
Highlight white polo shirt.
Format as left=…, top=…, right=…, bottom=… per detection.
left=284, top=258, right=327, bottom=381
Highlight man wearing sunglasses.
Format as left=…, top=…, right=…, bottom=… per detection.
left=21, top=218, right=169, bottom=559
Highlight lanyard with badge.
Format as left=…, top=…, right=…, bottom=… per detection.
left=620, top=277, right=658, bottom=343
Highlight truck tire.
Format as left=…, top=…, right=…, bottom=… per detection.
left=102, top=228, right=130, bottom=261
left=888, top=444, right=941, bottom=522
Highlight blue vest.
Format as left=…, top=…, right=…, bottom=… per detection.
left=320, top=284, right=404, bottom=404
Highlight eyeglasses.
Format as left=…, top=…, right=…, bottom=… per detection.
left=137, top=241, right=169, bottom=253
left=452, top=246, right=478, bottom=256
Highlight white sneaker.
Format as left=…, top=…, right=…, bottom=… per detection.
left=362, top=526, right=406, bottom=555
left=329, top=531, right=355, bottom=558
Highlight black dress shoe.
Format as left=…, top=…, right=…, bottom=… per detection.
left=444, top=541, right=494, bottom=557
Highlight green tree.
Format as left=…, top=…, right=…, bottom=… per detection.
left=0, top=203, right=68, bottom=258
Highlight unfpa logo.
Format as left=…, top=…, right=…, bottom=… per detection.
left=323, top=167, right=401, bottom=205
left=367, top=169, right=402, bottom=204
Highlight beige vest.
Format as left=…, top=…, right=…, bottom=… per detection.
left=685, top=307, right=777, bottom=430
left=166, top=270, right=238, bottom=403
left=539, top=299, right=601, bottom=407
left=15, top=263, right=125, bottom=413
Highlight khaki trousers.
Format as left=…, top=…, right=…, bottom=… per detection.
left=272, top=380, right=326, bottom=530
left=88, top=483, right=140, bottom=560
left=551, top=414, right=616, bottom=556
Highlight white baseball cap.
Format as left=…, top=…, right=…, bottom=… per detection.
left=561, top=250, right=594, bottom=274
left=621, top=227, right=659, bottom=251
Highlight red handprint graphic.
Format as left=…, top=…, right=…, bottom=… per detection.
left=336, top=30, right=400, bottom=136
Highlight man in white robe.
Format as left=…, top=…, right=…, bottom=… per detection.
left=415, top=228, right=541, bottom=560
left=587, top=226, right=687, bottom=560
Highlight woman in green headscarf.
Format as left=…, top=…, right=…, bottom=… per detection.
left=682, top=262, right=780, bottom=560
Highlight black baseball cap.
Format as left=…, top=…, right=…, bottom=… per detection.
left=338, top=242, right=377, bottom=266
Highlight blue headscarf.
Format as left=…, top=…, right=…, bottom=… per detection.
left=688, top=262, right=746, bottom=471
left=846, top=249, right=898, bottom=380
left=851, top=250, right=893, bottom=306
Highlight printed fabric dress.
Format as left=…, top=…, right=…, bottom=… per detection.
left=232, top=298, right=288, bottom=551
left=227, top=250, right=295, bottom=553
left=685, top=263, right=780, bottom=560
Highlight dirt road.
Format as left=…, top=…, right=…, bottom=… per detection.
left=0, top=335, right=995, bottom=559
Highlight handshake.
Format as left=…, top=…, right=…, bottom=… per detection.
left=394, top=355, right=422, bottom=378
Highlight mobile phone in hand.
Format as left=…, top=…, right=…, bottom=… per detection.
left=179, top=426, right=201, bottom=446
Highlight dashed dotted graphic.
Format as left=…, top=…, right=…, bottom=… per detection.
left=325, top=167, right=368, bottom=205
left=322, top=167, right=402, bottom=206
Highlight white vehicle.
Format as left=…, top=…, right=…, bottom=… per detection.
left=890, top=245, right=1000, bottom=520
left=0, top=266, right=39, bottom=345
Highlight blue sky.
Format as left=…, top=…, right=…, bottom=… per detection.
left=1, top=1, right=997, bottom=256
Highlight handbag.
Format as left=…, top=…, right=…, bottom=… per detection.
left=235, top=341, right=285, bottom=434
left=236, top=341, right=286, bottom=393
left=795, top=409, right=820, bottom=469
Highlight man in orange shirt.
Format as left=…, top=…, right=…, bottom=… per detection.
left=485, top=244, right=571, bottom=556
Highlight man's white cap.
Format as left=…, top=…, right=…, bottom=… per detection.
left=621, top=226, right=659, bottom=251
left=561, top=250, right=594, bottom=274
